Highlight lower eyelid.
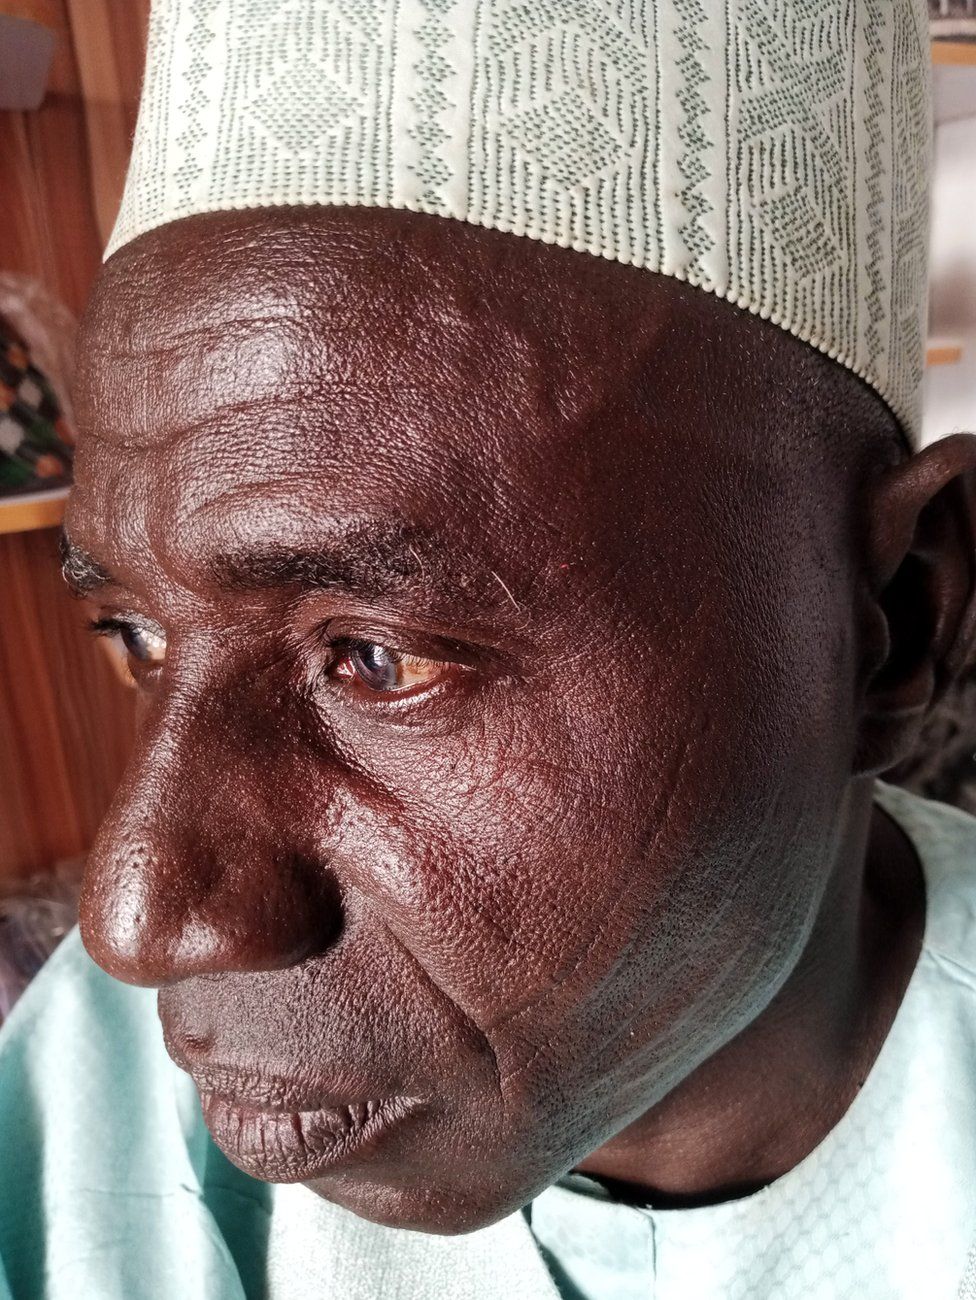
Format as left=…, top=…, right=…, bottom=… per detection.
left=330, top=662, right=462, bottom=700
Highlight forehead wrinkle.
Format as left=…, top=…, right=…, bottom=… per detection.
left=84, top=309, right=304, bottom=359
left=80, top=325, right=447, bottom=455
left=79, top=314, right=317, bottom=449
left=83, top=223, right=630, bottom=458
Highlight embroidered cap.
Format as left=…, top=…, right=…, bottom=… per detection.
left=109, top=0, right=933, bottom=446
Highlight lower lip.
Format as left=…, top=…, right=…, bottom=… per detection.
left=200, top=1091, right=416, bottom=1182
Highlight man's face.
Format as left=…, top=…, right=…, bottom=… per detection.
left=70, top=208, right=865, bottom=1233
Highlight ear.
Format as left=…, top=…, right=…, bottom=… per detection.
left=854, top=432, right=976, bottom=777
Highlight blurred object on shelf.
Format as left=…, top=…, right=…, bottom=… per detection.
left=0, top=333, right=74, bottom=495
left=0, top=274, right=78, bottom=426
left=0, top=275, right=78, bottom=503
left=0, top=277, right=77, bottom=529
left=930, top=0, right=976, bottom=40
left=927, top=341, right=964, bottom=366
left=0, top=13, right=55, bottom=110
left=0, top=285, right=77, bottom=500
left=924, top=40, right=976, bottom=443
left=0, top=856, right=83, bottom=1027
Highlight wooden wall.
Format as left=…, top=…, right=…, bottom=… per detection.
left=0, top=0, right=150, bottom=876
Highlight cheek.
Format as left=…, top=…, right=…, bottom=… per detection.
left=303, top=547, right=851, bottom=1142
left=324, top=701, right=626, bottom=1038
left=313, top=658, right=797, bottom=1085
left=309, top=682, right=655, bottom=1068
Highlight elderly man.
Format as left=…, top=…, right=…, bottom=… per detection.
left=2, top=0, right=976, bottom=1296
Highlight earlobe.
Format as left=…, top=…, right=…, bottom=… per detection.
left=854, top=432, right=976, bottom=777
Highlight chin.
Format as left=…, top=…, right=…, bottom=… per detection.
left=305, top=1171, right=530, bottom=1236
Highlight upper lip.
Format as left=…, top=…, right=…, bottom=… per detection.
left=178, top=1061, right=382, bottom=1115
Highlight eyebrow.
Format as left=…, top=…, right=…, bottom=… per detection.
left=60, top=533, right=113, bottom=596
left=209, top=524, right=430, bottom=596
left=60, top=523, right=501, bottom=612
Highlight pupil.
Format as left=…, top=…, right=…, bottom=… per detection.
left=119, top=624, right=164, bottom=663
left=353, top=643, right=399, bottom=691
left=122, top=627, right=150, bottom=661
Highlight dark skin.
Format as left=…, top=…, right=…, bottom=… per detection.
left=66, top=207, right=976, bottom=1234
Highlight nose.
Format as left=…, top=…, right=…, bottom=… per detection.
left=80, top=690, right=342, bottom=987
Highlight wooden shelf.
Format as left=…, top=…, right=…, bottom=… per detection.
left=0, top=487, right=68, bottom=536
left=933, top=41, right=976, bottom=68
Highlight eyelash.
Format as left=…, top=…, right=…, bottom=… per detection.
left=88, top=616, right=136, bottom=638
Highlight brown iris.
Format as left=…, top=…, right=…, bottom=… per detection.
left=332, top=641, right=445, bottom=694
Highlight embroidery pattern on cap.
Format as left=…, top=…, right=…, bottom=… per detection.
left=108, top=0, right=933, bottom=446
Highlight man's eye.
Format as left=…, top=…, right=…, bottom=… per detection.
left=330, top=640, right=446, bottom=694
left=89, top=617, right=167, bottom=666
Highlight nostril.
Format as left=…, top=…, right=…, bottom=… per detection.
left=179, top=1032, right=215, bottom=1060
left=300, top=861, right=345, bottom=949
left=256, top=859, right=346, bottom=967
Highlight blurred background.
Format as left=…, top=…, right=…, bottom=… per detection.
left=0, top=1, right=974, bottom=1013
left=0, top=0, right=149, bottom=1015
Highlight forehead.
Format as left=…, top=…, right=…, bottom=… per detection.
left=78, top=207, right=696, bottom=436
left=69, top=208, right=794, bottom=598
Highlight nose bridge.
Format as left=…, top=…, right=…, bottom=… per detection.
left=80, top=674, right=341, bottom=987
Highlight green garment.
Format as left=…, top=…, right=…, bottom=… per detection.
left=3, top=784, right=976, bottom=1298
left=0, top=928, right=558, bottom=1299
left=0, top=933, right=274, bottom=1298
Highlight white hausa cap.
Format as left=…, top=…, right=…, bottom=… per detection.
left=110, top=0, right=933, bottom=445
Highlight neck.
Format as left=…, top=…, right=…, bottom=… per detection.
left=577, top=779, right=926, bottom=1207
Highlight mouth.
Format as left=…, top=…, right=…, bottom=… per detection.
left=190, top=1067, right=422, bottom=1182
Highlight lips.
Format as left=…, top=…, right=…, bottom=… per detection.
left=189, top=1067, right=421, bottom=1182
left=160, top=1018, right=429, bottom=1181
left=201, top=1091, right=413, bottom=1182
